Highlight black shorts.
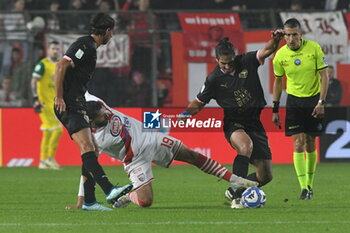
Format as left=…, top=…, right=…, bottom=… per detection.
left=223, top=119, right=272, bottom=163
left=285, top=94, right=324, bottom=137
left=54, top=100, right=90, bottom=137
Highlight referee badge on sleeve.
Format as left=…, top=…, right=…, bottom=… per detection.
left=75, top=49, right=84, bottom=59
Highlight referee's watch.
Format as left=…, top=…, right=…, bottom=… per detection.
left=318, top=100, right=326, bottom=105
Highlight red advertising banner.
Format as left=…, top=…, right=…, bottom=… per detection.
left=178, top=13, right=244, bottom=63
left=0, top=107, right=296, bottom=167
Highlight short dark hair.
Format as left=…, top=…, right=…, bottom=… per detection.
left=215, top=37, right=235, bottom=58
left=86, top=101, right=103, bottom=121
left=284, top=18, right=301, bottom=29
left=90, top=13, right=115, bottom=35
left=49, top=40, right=59, bottom=46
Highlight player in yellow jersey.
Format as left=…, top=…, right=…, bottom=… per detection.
left=272, top=18, right=329, bottom=200
left=31, top=41, right=63, bottom=170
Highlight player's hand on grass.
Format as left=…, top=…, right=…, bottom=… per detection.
left=65, top=196, right=83, bottom=210
left=55, top=97, right=66, bottom=113
left=65, top=205, right=82, bottom=210
left=272, top=113, right=281, bottom=129
left=312, top=104, right=325, bottom=119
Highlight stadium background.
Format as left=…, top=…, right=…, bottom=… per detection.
left=0, top=0, right=349, bottom=167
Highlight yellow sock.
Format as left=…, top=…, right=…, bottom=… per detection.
left=306, top=150, right=317, bottom=189
left=47, top=127, right=63, bottom=159
left=293, top=152, right=307, bottom=190
left=40, top=130, right=52, bottom=161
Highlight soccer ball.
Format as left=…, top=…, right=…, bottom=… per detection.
left=240, top=187, right=266, bottom=208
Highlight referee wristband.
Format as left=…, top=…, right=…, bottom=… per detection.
left=272, top=101, right=280, bottom=113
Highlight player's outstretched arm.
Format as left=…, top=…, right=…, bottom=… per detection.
left=258, top=29, right=284, bottom=60
left=178, top=99, right=205, bottom=121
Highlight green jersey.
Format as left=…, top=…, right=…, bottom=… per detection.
left=273, top=39, right=328, bottom=97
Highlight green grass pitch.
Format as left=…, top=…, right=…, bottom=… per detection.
left=1, top=163, right=350, bottom=233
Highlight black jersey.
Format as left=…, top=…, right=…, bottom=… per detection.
left=63, top=36, right=97, bottom=105
left=196, top=51, right=266, bottom=121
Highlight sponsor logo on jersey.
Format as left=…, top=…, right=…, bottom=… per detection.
left=110, top=115, right=122, bottom=137
left=220, top=83, right=228, bottom=88
left=143, top=110, right=161, bottom=129
left=294, top=59, right=301, bottom=65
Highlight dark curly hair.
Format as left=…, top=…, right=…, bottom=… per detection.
left=90, top=13, right=115, bottom=36
left=215, top=37, right=235, bottom=58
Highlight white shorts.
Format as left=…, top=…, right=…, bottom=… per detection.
left=125, top=133, right=182, bottom=190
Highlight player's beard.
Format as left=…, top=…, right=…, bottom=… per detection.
left=102, top=35, right=111, bottom=45
left=92, top=116, right=108, bottom=128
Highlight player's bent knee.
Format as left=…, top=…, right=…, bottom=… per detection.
left=260, top=174, right=273, bottom=186
left=138, top=198, right=153, bottom=207
left=236, top=144, right=253, bottom=156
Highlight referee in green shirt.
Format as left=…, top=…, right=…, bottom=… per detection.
left=272, top=18, right=329, bottom=200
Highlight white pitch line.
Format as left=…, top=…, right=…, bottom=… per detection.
left=1, top=220, right=350, bottom=227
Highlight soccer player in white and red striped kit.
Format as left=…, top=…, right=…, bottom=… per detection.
left=66, top=93, right=258, bottom=210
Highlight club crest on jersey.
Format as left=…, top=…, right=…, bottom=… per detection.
left=110, top=115, right=122, bottom=137
left=294, top=59, right=301, bottom=65
left=238, top=69, right=248, bottom=78
left=137, top=173, right=146, bottom=182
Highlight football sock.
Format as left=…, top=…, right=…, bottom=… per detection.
left=306, top=150, right=317, bottom=188
left=78, top=176, right=85, bottom=197
left=293, top=152, right=307, bottom=190
left=194, top=153, right=237, bottom=182
left=246, top=173, right=269, bottom=187
left=81, top=168, right=96, bottom=203
left=232, top=155, right=250, bottom=178
left=82, top=151, right=113, bottom=195
left=128, top=192, right=149, bottom=207
left=47, top=127, right=63, bottom=158
left=40, top=130, right=51, bottom=161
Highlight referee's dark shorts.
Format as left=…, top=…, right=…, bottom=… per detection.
left=285, top=94, right=324, bottom=137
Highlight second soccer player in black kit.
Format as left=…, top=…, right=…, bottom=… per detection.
left=54, top=13, right=132, bottom=211
left=180, top=30, right=284, bottom=209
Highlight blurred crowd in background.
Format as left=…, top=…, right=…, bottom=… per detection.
left=0, top=0, right=348, bottom=107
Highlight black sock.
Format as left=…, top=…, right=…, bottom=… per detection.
left=247, top=173, right=270, bottom=187
left=232, top=155, right=250, bottom=178
left=82, top=166, right=96, bottom=203
left=82, top=151, right=113, bottom=195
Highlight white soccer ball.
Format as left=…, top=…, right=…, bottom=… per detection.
left=240, top=187, right=266, bottom=208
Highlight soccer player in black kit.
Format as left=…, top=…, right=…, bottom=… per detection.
left=180, top=30, right=284, bottom=208
left=54, top=13, right=132, bottom=211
